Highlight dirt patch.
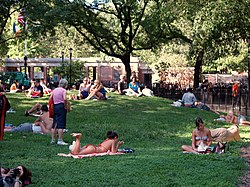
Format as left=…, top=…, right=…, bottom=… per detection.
left=238, top=146, right=250, bottom=186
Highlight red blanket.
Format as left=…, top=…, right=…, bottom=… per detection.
left=57, top=151, right=125, bottom=158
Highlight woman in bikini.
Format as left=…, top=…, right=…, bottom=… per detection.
left=70, top=131, right=124, bottom=155
left=181, top=117, right=212, bottom=154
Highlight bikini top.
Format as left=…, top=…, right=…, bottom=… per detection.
left=195, top=136, right=208, bottom=141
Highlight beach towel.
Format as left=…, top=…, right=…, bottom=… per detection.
left=57, top=151, right=125, bottom=159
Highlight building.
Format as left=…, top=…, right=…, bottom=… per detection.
left=1, top=56, right=154, bottom=87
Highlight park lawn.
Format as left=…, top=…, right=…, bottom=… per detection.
left=1, top=92, right=249, bottom=187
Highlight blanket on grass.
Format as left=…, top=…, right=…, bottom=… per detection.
left=57, top=151, right=125, bottom=159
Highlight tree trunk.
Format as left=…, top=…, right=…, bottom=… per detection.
left=120, top=54, right=131, bottom=84
left=194, top=49, right=204, bottom=89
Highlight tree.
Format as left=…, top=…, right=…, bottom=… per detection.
left=30, top=0, right=183, bottom=82
left=0, top=1, right=25, bottom=57
left=174, top=0, right=250, bottom=88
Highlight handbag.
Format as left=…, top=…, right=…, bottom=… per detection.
left=212, top=142, right=229, bottom=154
left=48, top=96, right=54, bottom=118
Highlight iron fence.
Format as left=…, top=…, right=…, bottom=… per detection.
left=153, top=83, right=250, bottom=116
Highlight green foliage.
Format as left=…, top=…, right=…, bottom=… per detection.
left=1, top=93, right=249, bottom=186
left=52, top=60, right=86, bottom=83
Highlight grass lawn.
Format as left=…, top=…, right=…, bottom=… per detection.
left=1, top=92, right=250, bottom=187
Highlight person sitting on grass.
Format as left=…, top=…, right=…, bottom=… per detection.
left=210, top=124, right=240, bottom=142
left=215, top=112, right=250, bottom=126
left=181, top=88, right=197, bottom=107
left=117, top=75, right=127, bottom=95
left=84, top=80, right=106, bottom=100
left=10, top=80, right=21, bottom=93
left=78, top=77, right=91, bottom=99
left=1, top=165, right=32, bottom=186
left=181, top=117, right=212, bottom=154
left=70, top=131, right=124, bottom=155
left=125, top=77, right=142, bottom=97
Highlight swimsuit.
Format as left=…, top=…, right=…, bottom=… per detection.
left=84, top=139, right=110, bottom=153
left=195, top=136, right=208, bottom=141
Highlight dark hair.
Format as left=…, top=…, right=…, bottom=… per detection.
left=41, top=105, right=48, bottom=112
left=195, top=117, right=203, bottom=130
left=187, top=88, right=193, bottom=93
left=19, top=166, right=32, bottom=186
left=106, top=131, right=118, bottom=139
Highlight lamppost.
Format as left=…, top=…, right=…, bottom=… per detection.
left=24, top=56, right=28, bottom=79
left=69, top=48, right=73, bottom=88
left=61, top=51, right=65, bottom=78
left=61, top=51, right=64, bottom=64
left=247, top=36, right=250, bottom=91
left=246, top=36, right=250, bottom=115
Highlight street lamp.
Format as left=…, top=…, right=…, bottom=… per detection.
left=69, top=48, right=73, bottom=88
left=24, top=56, right=28, bottom=79
left=246, top=36, right=250, bottom=115
left=247, top=37, right=250, bottom=91
left=61, top=51, right=64, bottom=65
left=61, top=51, right=65, bottom=78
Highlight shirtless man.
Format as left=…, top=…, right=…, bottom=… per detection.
left=5, top=110, right=53, bottom=134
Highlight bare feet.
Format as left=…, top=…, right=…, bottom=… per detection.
left=71, top=133, right=82, bottom=137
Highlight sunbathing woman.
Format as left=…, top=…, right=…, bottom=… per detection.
left=181, top=117, right=212, bottom=154
left=215, top=112, right=250, bottom=126
left=210, top=124, right=240, bottom=142
left=70, top=131, right=124, bottom=155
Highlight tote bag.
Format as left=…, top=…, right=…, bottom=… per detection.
left=48, top=96, right=54, bottom=118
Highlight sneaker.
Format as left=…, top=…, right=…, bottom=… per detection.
left=50, top=139, right=56, bottom=144
left=57, top=140, right=68, bottom=145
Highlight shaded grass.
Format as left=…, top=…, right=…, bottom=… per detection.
left=1, top=92, right=249, bottom=186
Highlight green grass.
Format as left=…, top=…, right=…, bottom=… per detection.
left=1, top=92, right=250, bottom=186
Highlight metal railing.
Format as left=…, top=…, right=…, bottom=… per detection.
left=153, top=83, right=250, bottom=116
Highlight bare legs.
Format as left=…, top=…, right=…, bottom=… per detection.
left=70, top=133, right=96, bottom=155
left=85, top=91, right=103, bottom=100
left=181, top=145, right=198, bottom=154
left=71, top=133, right=82, bottom=154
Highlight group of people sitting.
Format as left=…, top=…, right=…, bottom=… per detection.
left=74, top=75, right=154, bottom=100
left=25, top=79, right=51, bottom=98
left=0, top=165, right=32, bottom=187
left=117, top=75, right=154, bottom=97
left=77, top=78, right=107, bottom=100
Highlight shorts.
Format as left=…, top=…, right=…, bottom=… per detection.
left=81, top=91, right=89, bottom=99
left=238, top=115, right=246, bottom=123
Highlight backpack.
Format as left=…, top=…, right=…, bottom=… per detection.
left=212, top=142, right=229, bottom=154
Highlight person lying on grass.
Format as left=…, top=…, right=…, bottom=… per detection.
left=25, top=103, right=48, bottom=116
left=5, top=108, right=54, bottom=134
left=181, top=117, right=212, bottom=154
left=215, top=112, right=250, bottom=126
left=70, top=131, right=124, bottom=155
left=211, top=124, right=240, bottom=142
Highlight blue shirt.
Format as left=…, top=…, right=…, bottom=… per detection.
left=129, top=82, right=139, bottom=92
